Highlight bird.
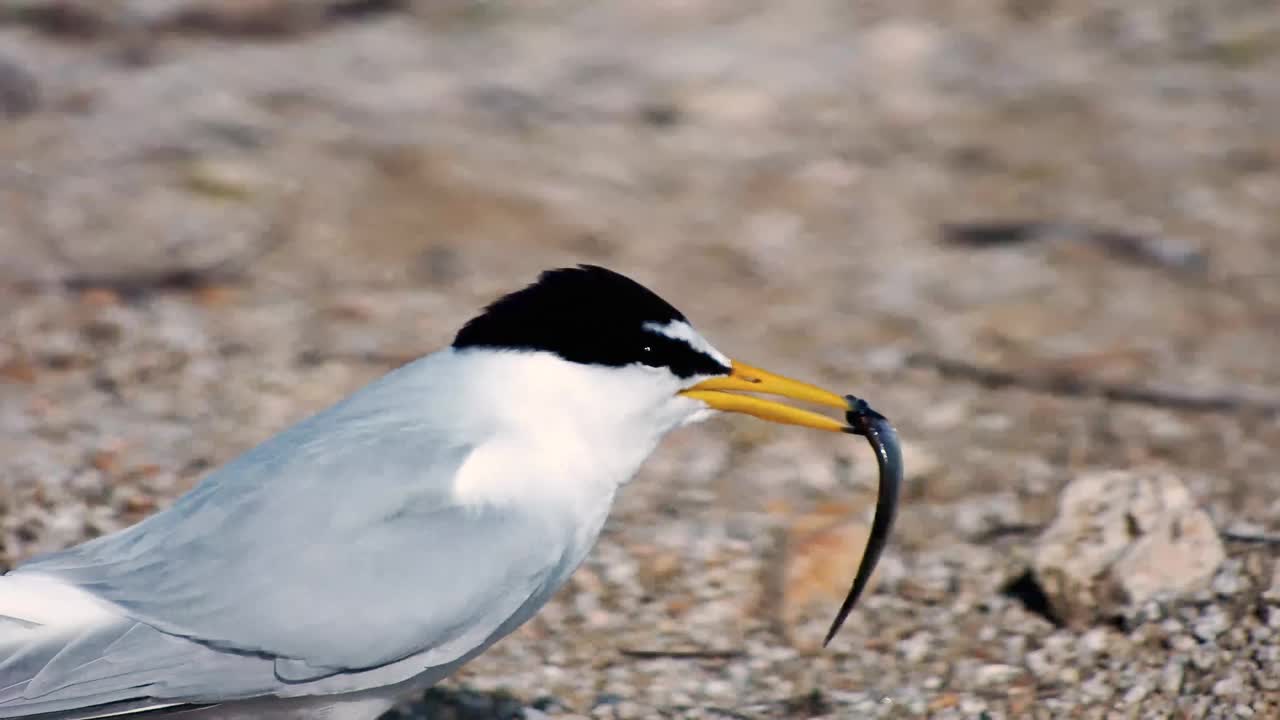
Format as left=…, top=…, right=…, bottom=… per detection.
left=0, top=265, right=861, bottom=720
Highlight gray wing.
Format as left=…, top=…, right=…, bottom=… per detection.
left=6, top=357, right=567, bottom=711
left=1, top=503, right=561, bottom=717
left=0, top=615, right=268, bottom=717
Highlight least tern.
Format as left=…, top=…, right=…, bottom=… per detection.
left=0, top=265, right=894, bottom=719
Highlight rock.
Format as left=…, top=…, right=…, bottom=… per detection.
left=1032, top=470, right=1225, bottom=628
left=1192, top=607, right=1230, bottom=642
left=973, top=663, right=1022, bottom=688
left=1213, top=673, right=1245, bottom=698
left=1161, top=659, right=1185, bottom=695
left=896, top=630, right=932, bottom=664
left=1121, top=682, right=1151, bottom=705
left=182, top=158, right=274, bottom=202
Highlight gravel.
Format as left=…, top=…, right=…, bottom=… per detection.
left=3, top=0, right=1279, bottom=717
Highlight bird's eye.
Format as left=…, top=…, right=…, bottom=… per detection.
left=643, top=346, right=652, bottom=353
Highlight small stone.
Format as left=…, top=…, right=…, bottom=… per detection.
left=1025, top=649, right=1054, bottom=679
left=79, top=288, right=122, bottom=307
left=1212, top=561, right=1246, bottom=597
left=636, top=548, right=682, bottom=589
left=927, top=693, right=959, bottom=711
left=1121, top=682, right=1150, bottom=705
left=1191, top=647, right=1219, bottom=671
left=1212, top=674, right=1244, bottom=697
left=1007, top=685, right=1035, bottom=715
left=1161, top=660, right=1185, bottom=695
left=1126, top=599, right=1165, bottom=626
left=974, top=663, right=1022, bottom=688
left=1032, top=470, right=1225, bottom=627
left=89, top=447, right=123, bottom=473
left=122, top=493, right=157, bottom=515
left=896, top=631, right=932, bottom=664
left=1080, top=675, right=1113, bottom=702
left=1081, top=627, right=1110, bottom=654
left=182, top=158, right=272, bottom=202
left=1193, top=607, right=1230, bottom=642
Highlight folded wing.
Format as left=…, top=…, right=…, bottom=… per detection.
left=3, top=361, right=567, bottom=715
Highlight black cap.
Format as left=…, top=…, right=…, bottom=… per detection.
left=453, top=265, right=730, bottom=378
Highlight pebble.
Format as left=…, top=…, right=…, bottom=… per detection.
left=896, top=631, right=932, bottom=664
left=1121, top=682, right=1150, bottom=705
left=973, top=663, right=1022, bottom=688
left=1213, top=674, right=1244, bottom=697
left=1192, top=607, right=1231, bottom=642
left=1162, top=660, right=1185, bottom=695
left=1212, top=561, right=1247, bottom=597
left=1080, top=675, right=1113, bottom=702
left=1081, top=627, right=1110, bottom=654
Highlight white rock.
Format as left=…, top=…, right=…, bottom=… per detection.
left=1213, top=674, right=1244, bottom=697
left=1193, top=607, right=1230, bottom=642
left=1032, top=469, right=1225, bottom=627
left=896, top=631, right=932, bottom=664
left=1081, top=627, right=1110, bottom=654
left=973, top=663, right=1022, bottom=688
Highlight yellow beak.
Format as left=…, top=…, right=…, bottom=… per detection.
left=679, top=361, right=850, bottom=433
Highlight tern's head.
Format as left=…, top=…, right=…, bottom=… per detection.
left=452, top=265, right=852, bottom=437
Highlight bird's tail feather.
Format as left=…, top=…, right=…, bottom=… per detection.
left=0, top=572, right=296, bottom=719
left=0, top=574, right=205, bottom=719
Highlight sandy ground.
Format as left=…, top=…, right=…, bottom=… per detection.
left=2, top=1, right=1279, bottom=718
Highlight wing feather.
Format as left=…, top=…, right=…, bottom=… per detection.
left=3, top=354, right=573, bottom=713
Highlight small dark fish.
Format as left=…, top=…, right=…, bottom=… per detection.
left=824, top=395, right=903, bottom=646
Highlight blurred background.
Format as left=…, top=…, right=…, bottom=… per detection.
left=1, top=1, right=1278, bottom=718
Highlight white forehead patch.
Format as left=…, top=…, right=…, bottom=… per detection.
left=642, top=320, right=732, bottom=369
